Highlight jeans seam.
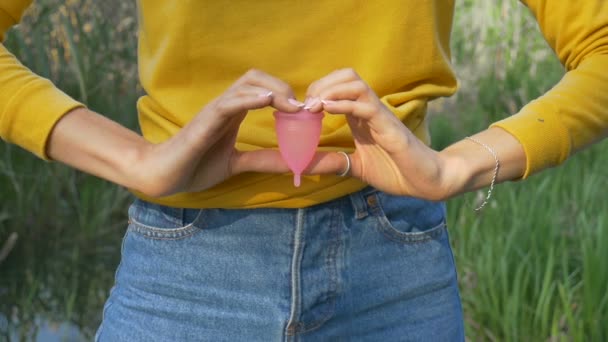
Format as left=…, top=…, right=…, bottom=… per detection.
left=328, top=203, right=341, bottom=295
left=285, top=209, right=306, bottom=338
left=376, top=218, right=447, bottom=244
left=127, top=210, right=205, bottom=240
left=95, top=229, right=129, bottom=341
left=129, top=209, right=203, bottom=231
left=290, top=205, right=342, bottom=336
left=372, top=193, right=447, bottom=243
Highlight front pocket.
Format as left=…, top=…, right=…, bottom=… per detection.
left=370, top=192, right=447, bottom=244
left=127, top=199, right=204, bottom=240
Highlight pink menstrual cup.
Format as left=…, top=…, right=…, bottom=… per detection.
left=274, top=110, right=324, bottom=187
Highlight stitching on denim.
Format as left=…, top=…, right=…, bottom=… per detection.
left=287, top=292, right=338, bottom=335
left=296, top=287, right=339, bottom=334
left=298, top=309, right=337, bottom=334
left=128, top=224, right=201, bottom=240
left=129, top=209, right=203, bottom=231
left=295, top=205, right=341, bottom=335
left=349, top=191, right=368, bottom=219
left=128, top=209, right=205, bottom=240
left=328, top=203, right=341, bottom=295
left=349, top=187, right=379, bottom=220
left=285, top=209, right=306, bottom=337
left=372, top=193, right=447, bottom=244
left=377, top=218, right=446, bottom=244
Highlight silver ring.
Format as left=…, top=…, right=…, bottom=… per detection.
left=337, top=152, right=351, bottom=177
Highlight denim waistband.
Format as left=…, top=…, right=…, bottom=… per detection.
left=131, top=186, right=382, bottom=226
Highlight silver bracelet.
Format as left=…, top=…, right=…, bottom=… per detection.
left=465, top=137, right=500, bottom=211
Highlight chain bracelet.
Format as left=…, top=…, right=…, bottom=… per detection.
left=465, top=136, right=500, bottom=211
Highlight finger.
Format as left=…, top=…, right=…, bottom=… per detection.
left=319, top=80, right=373, bottom=102
left=231, top=149, right=290, bottom=174
left=302, top=151, right=354, bottom=176
left=238, top=69, right=303, bottom=112
left=233, top=149, right=355, bottom=178
left=231, top=84, right=275, bottom=98
left=306, top=68, right=362, bottom=99
left=304, top=79, right=373, bottom=113
left=215, top=91, right=274, bottom=118
left=321, top=99, right=377, bottom=120
left=303, top=97, right=323, bottom=113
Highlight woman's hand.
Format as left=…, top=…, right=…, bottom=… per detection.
left=48, top=69, right=305, bottom=198
left=304, top=68, right=462, bottom=200
left=137, top=69, right=307, bottom=197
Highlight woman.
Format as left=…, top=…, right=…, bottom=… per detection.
left=1, top=1, right=607, bottom=340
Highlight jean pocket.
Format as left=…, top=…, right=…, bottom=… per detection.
left=370, top=191, right=447, bottom=244
left=127, top=199, right=204, bottom=240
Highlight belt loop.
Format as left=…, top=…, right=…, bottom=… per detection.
left=349, top=188, right=370, bottom=219
left=178, top=208, right=186, bottom=226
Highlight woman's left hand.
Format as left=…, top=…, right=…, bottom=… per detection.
left=304, top=68, right=463, bottom=201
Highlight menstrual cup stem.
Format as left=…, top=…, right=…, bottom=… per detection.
left=294, top=174, right=301, bottom=187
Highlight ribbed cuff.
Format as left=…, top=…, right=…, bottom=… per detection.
left=0, top=78, right=84, bottom=160
left=491, top=100, right=571, bottom=178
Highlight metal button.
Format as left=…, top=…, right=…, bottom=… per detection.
left=366, top=194, right=378, bottom=207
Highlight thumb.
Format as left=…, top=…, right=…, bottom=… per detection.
left=231, top=149, right=290, bottom=174
left=232, top=150, right=352, bottom=176
left=303, top=151, right=352, bottom=176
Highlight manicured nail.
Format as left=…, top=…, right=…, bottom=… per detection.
left=304, top=97, right=320, bottom=110
left=259, top=91, right=273, bottom=98
left=288, top=98, right=305, bottom=107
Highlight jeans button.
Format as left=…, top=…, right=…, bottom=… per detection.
left=366, top=194, right=378, bottom=208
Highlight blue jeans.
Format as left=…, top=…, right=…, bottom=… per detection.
left=95, top=187, right=464, bottom=341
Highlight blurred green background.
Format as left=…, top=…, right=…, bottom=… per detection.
left=1, top=1, right=606, bottom=341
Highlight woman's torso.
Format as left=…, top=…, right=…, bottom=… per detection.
left=134, top=0, right=458, bottom=208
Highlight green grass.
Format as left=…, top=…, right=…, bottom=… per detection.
left=1, top=1, right=607, bottom=341
left=446, top=144, right=607, bottom=341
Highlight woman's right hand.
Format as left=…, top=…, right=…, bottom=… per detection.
left=47, top=69, right=305, bottom=197
left=135, top=69, right=306, bottom=197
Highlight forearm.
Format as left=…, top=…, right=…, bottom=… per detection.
left=47, top=107, right=152, bottom=192
left=491, top=1, right=608, bottom=177
left=439, top=127, right=526, bottom=198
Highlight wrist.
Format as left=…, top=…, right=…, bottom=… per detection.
left=123, top=137, right=156, bottom=192
left=439, top=129, right=520, bottom=207
left=438, top=146, right=476, bottom=199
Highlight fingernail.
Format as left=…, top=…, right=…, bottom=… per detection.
left=288, top=98, right=305, bottom=107
left=321, top=99, right=335, bottom=105
left=259, top=91, right=273, bottom=98
left=304, top=97, right=320, bottom=110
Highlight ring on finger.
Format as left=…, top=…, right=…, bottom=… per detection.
left=337, top=152, right=351, bottom=177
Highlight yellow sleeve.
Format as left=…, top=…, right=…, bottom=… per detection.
left=491, top=0, right=608, bottom=177
left=0, top=1, right=84, bottom=160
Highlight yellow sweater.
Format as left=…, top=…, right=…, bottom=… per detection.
left=1, top=1, right=607, bottom=208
